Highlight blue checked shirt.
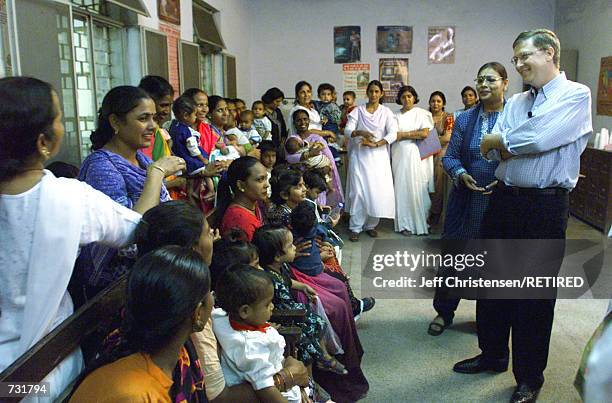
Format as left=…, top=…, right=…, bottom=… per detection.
left=491, top=72, right=592, bottom=189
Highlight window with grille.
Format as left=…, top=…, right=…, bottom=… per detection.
left=199, top=50, right=213, bottom=95
left=0, top=0, right=13, bottom=77
left=69, top=13, right=127, bottom=159
left=213, top=52, right=224, bottom=96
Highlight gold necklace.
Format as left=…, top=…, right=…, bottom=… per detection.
left=234, top=200, right=256, bottom=213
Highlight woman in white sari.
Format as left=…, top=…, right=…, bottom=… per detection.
left=393, top=86, right=434, bottom=235
left=344, top=80, right=397, bottom=241
left=0, top=77, right=184, bottom=401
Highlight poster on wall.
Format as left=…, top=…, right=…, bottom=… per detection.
left=377, top=26, right=413, bottom=54
left=597, top=56, right=612, bottom=116
left=378, top=58, right=409, bottom=103
left=428, top=26, right=455, bottom=64
left=342, top=64, right=370, bottom=99
left=334, top=26, right=361, bottom=63
left=158, top=0, right=180, bottom=25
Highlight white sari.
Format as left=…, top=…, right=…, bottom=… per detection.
left=0, top=171, right=140, bottom=401
left=344, top=104, right=397, bottom=219
left=393, top=107, right=434, bottom=234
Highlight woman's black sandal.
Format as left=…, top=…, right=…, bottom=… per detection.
left=428, top=315, right=451, bottom=336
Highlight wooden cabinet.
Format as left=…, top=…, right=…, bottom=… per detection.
left=570, top=148, right=612, bottom=233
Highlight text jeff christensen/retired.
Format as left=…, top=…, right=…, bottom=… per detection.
left=372, top=277, right=585, bottom=288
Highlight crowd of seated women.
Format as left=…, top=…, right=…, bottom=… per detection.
left=0, top=74, right=385, bottom=402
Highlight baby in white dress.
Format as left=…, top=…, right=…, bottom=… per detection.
left=213, top=264, right=305, bottom=402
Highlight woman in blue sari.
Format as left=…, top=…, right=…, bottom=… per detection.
left=73, top=86, right=186, bottom=304
left=428, top=62, right=508, bottom=335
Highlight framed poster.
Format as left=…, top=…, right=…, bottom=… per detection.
left=597, top=56, right=612, bottom=116
left=377, top=26, right=413, bottom=53
left=343, top=63, right=370, bottom=99
left=378, top=58, right=409, bottom=103
left=428, top=26, right=455, bottom=64
left=334, top=26, right=361, bottom=63
left=158, top=0, right=180, bottom=25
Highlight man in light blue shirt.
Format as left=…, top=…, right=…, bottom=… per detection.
left=453, top=29, right=592, bottom=403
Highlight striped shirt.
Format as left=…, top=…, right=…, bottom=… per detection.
left=492, top=72, right=592, bottom=189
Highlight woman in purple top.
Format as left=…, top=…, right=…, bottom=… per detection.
left=284, top=109, right=344, bottom=208
left=74, top=86, right=185, bottom=303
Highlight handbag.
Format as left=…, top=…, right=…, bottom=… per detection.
left=416, top=127, right=442, bottom=159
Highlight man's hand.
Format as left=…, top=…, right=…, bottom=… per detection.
left=480, top=133, right=505, bottom=159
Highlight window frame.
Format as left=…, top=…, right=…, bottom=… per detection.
left=0, top=0, right=18, bottom=77
left=179, top=39, right=201, bottom=92
left=142, top=27, right=169, bottom=80
left=70, top=5, right=129, bottom=161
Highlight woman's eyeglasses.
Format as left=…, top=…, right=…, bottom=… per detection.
left=474, top=76, right=503, bottom=85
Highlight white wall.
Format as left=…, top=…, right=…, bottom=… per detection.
left=555, top=0, right=612, bottom=133
left=248, top=0, right=555, bottom=111
left=136, top=0, right=253, bottom=99
left=202, top=0, right=253, bottom=100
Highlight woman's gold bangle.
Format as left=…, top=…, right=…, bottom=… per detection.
left=149, top=164, right=166, bottom=176
left=286, top=368, right=295, bottom=385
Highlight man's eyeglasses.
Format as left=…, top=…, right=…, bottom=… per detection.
left=510, top=49, right=542, bottom=65
left=474, top=76, right=503, bottom=85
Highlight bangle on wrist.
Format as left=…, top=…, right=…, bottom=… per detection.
left=149, top=164, right=166, bottom=176
left=278, top=371, right=287, bottom=391
left=274, top=374, right=284, bottom=391
left=286, top=368, right=295, bottom=386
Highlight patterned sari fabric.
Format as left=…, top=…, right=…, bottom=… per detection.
left=322, top=256, right=361, bottom=315
left=75, top=150, right=171, bottom=298
left=264, top=264, right=326, bottom=365
left=172, top=340, right=207, bottom=403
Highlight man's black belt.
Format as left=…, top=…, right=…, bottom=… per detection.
left=497, top=181, right=569, bottom=196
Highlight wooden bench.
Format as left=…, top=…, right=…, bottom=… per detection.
left=0, top=276, right=304, bottom=402
left=0, top=276, right=126, bottom=402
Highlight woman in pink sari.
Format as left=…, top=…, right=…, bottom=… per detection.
left=284, top=109, right=344, bottom=208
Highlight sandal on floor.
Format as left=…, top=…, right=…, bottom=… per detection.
left=317, top=357, right=348, bottom=375
left=428, top=315, right=451, bottom=336
left=365, top=229, right=378, bottom=238
left=400, top=229, right=411, bottom=236
left=349, top=231, right=360, bottom=242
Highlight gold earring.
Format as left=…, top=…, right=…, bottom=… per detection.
left=42, top=148, right=50, bottom=159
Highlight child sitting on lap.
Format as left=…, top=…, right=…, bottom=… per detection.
left=285, top=137, right=331, bottom=174
left=314, top=84, right=342, bottom=161
left=252, top=100, right=272, bottom=141
left=213, top=264, right=306, bottom=402
left=253, top=225, right=347, bottom=375
left=168, top=96, right=215, bottom=197
left=290, top=202, right=331, bottom=277
left=238, top=110, right=263, bottom=145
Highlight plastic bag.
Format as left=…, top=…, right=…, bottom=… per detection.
left=311, top=298, right=343, bottom=355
